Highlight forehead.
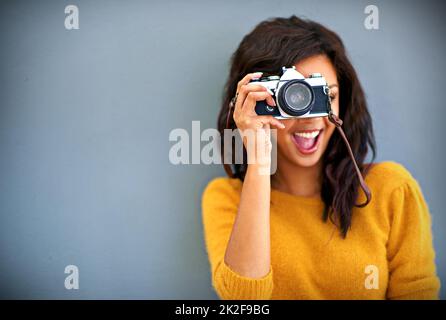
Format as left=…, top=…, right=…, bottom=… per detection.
left=293, top=54, right=338, bottom=85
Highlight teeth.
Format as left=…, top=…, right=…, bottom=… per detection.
left=294, top=130, right=320, bottom=139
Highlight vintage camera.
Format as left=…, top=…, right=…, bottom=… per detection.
left=251, top=66, right=331, bottom=119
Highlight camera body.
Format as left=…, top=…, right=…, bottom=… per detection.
left=251, top=66, right=331, bottom=119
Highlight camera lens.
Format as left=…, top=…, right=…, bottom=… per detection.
left=278, top=80, right=314, bottom=116
left=284, top=82, right=312, bottom=111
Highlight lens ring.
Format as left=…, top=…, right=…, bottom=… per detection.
left=278, top=80, right=314, bottom=116
left=284, top=82, right=312, bottom=111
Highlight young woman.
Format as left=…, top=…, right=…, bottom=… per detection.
left=202, top=16, right=440, bottom=299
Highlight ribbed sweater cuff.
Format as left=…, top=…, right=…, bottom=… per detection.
left=215, top=260, right=273, bottom=300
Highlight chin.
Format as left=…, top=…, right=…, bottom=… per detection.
left=290, top=153, right=323, bottom=167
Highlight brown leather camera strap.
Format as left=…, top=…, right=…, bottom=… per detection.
left=327, top=111, right=372, bottom=207
left=223, top=101, right=237, bottom=178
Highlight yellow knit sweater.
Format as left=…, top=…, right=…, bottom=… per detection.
left=201, top=161, right=440, bottom=300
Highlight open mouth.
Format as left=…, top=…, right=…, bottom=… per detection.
left=291, top=129, right=323, bottom=155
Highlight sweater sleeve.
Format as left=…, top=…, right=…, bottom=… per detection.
left=386, top=177, right=440, bottom=300
left=201, top=178, right=274, bottom=300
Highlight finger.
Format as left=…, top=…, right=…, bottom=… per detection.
left=259, top=116, right=285, bottom=129
left=235, top=84, right=269, bottom=112
left=244, top=83, right=269, bottom=92
left=242, top=91, right=276, bottom=113
left=236, top=72, right=264, bottom=93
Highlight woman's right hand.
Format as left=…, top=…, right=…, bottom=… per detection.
left=233, top=72, right=285, bottom=132
left=232, top=72, right=285, bottom=165
left=223, top=72, right=278, bottom=282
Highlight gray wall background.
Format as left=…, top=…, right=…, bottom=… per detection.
left=0, top=0, right=445, bottom=299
